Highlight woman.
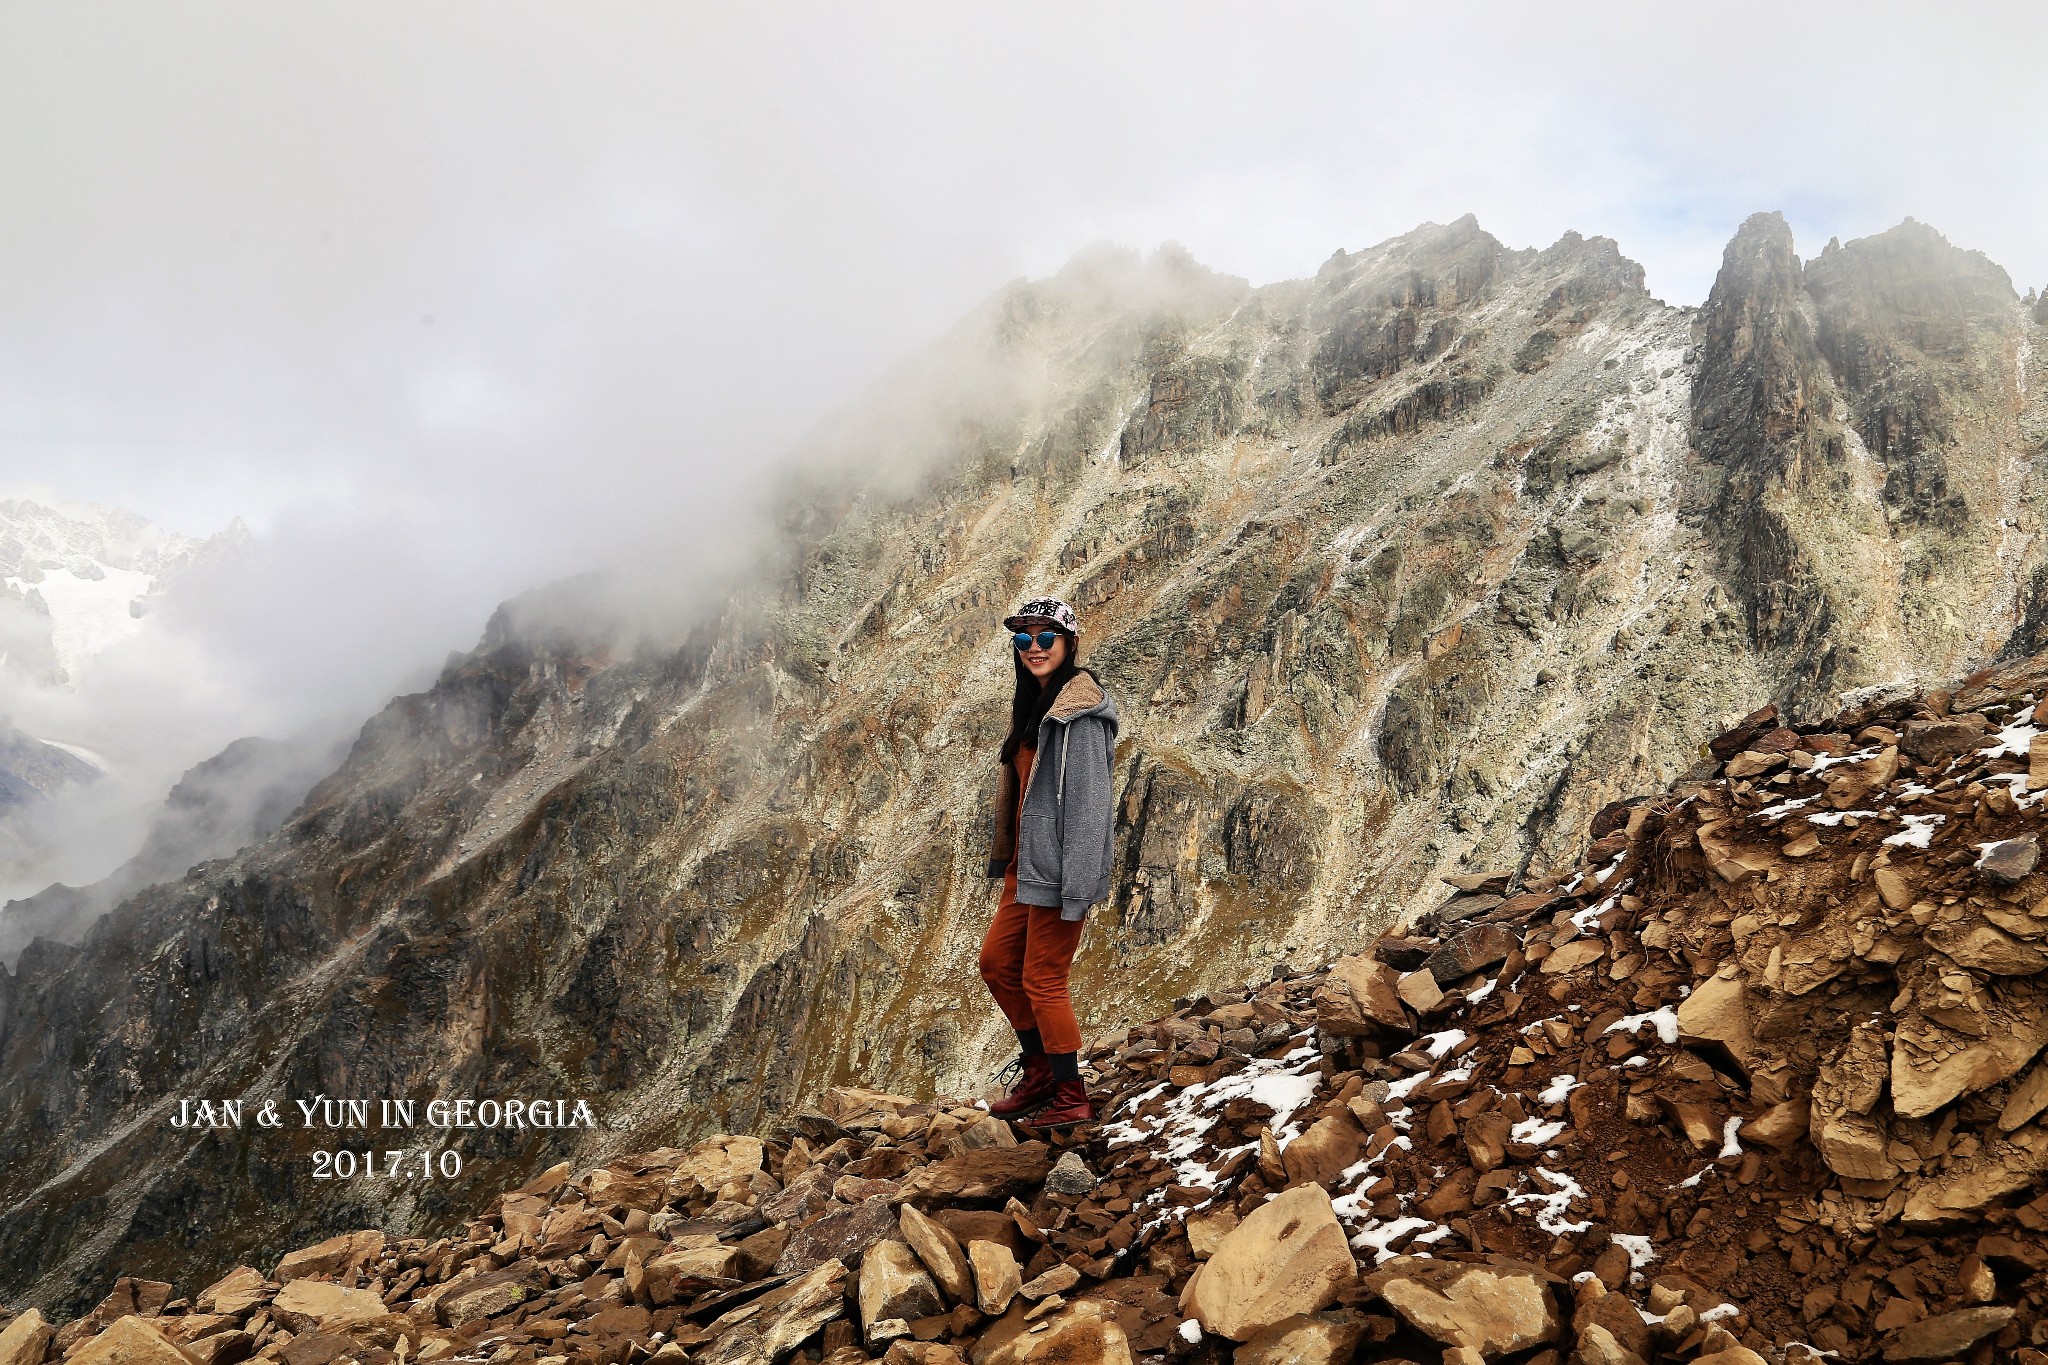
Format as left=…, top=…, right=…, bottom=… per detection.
left=977, top=595, right=1120, bottom=1128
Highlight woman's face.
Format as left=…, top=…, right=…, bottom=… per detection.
left=1014, top=619, right=1068, bottom=682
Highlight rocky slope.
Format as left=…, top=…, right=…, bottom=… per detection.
left=14, top=651, right=2048, bottom=1363
left=2, top=213, right=2047, bottom=1310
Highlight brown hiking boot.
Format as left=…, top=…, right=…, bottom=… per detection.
left=1018, top=1079, right=1093, bottom=1129
left=988, top=1054, right=1058, bottom=1119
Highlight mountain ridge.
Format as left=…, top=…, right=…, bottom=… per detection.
left=1, top=209, right=2046, bottom=1310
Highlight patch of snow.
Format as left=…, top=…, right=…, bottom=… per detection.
left=1981, top=722, right=2041, bottom=760
left=1349, top=1215, right=1441, bottom=1263
left=1177, top=1321, right=1202, bottom=1345
left=37, top=738, right=111, bottom=771
left=1611, top=1233, right=1658, bottom=1268
left=1604, top=1006, right=1680, bottom=1046
left=1718, top=1116, right=1743, bottom=1158
left=1808, top=746, right=1880, bottom=774
left=1511, top=1117, right=1566, bottom=1146
left=1537, top=1074, right=1581, bottom=1106
left=1572, top=891, right=1624, bottom=933
left=1507, top=1165, right=1592, bottom=1235
left=1756, top=796, right=1815, bottom=819
left=1884, top=814, right=1944, bottom=849
left=1419, top=1029, right=1468, bottom=1060
left=1699, top=1304, right=1740, bottom=1323
left=1806, top=809, right=1876, bottom=827
left=1675, top=1168, right=1711, bottom=1189
left=1466, top=977, right=1498, bottom=1004
left=1592, top=852, right=1626, bottom=886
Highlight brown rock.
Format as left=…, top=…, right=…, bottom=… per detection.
left=183, top=1334, right=252, bottom=1365
left=1724, top=750, right=1784, bottom=779
left=1364, top=1256, right=1561, bottom=1358
left=1675, top=969, right=1760, bottom=1077
left=1539, top=940, right=1606, bottom=976
left=967, top=1241, right=1022, bottom=1316
left=700, top=1258, right=850, bottom=1365
left=1572, top=1323, right=1646, bottom=1365
left=1018, top=1265, right=1080, bottom=1301
left=1281, top=1114, right=1366, bottom=1189
left=969, top=1301, right=1132, bottom=1365
left=1313, top=955, right=1410, bottom=1038
left=1184, top=1204, right=1239, bottom=1259
left=68, top=1319, right=199, bottom=1365
left=272, top=1281, right=389, bottom=1333
left=956, top=1117, right=1018, bottom=1152
left=1874, top=868, right=1914, bottom=911
left=896, top=1144, right=1052, bottom=1205
left=1738, top=1099, right=1809, bottom=1149
left=644, top=1244, right=743, bottom=1304
left=897, top=1205, right=973, bottom=1305
left=272, top=1230, right=384, bottom=1284
left=0, top=1310, right=52, bottom=1365
left=1900, top=718, right=1985, bottom=765
left=1464, top=1112, right=1511, bottom=1172
left=1396, top=971, right=1444, bottom=1013
left=777, top=1197, right=903, bottom=1275
left=1425, top=925, right=1517, bottom=986
left=1232, top=1313, right=1366, bottom=1365
left=1881, top=1306, right=2016, bottom=1362
left=277, top=1334, right=353, bottom=1365
left=1902, top=1125, right=2048, bottom=1223
left=195, top=1268, right=271, bottom=1317
left=432, top=1269, right=540, bottom=1329
left=860, top=1242, right=945, bottom=1347
left=1182, top=1183, right=1355, bottom=1341
left=1977, top=836, right=2040, bottom=887
left=932, top=1210, right=1029, bottom=1259
left=2000, top=1061, right=2048, bottom=1130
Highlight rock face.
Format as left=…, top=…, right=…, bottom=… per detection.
left=4, top=211, right=2048, bottom=1309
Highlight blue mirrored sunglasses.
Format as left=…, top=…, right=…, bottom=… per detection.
left=1012, top=630, right=1062, bottom=651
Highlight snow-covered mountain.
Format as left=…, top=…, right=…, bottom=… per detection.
left=0, top=498, right=250, bottom=687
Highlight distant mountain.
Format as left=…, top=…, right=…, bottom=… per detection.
left=2, top=213, right=2047, bottom=1310
left=0, top=731, right=345, bottom=966
left=0, top=498, right=250, bottom=687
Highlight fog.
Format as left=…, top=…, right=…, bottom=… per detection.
left=1, top=2, right=2043, bottom=906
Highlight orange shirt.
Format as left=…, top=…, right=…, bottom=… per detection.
left=1002, top=745, right=1036, bottom=901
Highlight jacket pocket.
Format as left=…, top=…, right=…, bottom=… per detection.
left=1017, top=812, right=1060, bottom=885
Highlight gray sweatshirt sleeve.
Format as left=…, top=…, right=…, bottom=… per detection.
left=1057, top=715, right=1116, bottom=920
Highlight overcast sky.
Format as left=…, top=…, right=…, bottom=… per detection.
left=1, top=1, right=2044, bottom=800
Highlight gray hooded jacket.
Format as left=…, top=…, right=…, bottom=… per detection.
left=985, top=670, right=1121, bottom=920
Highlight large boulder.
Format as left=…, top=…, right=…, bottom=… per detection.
left=68, top=1318, right=199, bottom=1365
left=898, top=1205, right=973, bottom=1304
left=271, top=1281, right=389, bottom=1333
left=1313, top=956, right=1410, bottom=1037
left=1232, top=1313, right=1367, bottom=1365
left=1364, top=1256, right=1561, bottom=1358
left=1881, top=1306, right=2016, bottom=1362
left=0, top=1310, right=53, bottom=1365
left=272, top=1231, right=383, bottom=1284
left=1181, top=1183, right=1356, bottom=1340
left=967, top=1240, right=1023, bottom=1316
left=858, top=1241, right=945, bottom=1347
left=776, top=1197, right=902, bottom=1275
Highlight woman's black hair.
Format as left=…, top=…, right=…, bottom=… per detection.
left=1001, top=629, right=1087, bottom=761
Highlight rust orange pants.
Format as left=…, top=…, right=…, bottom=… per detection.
left=978, top=889, right=1086, bottom=1055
